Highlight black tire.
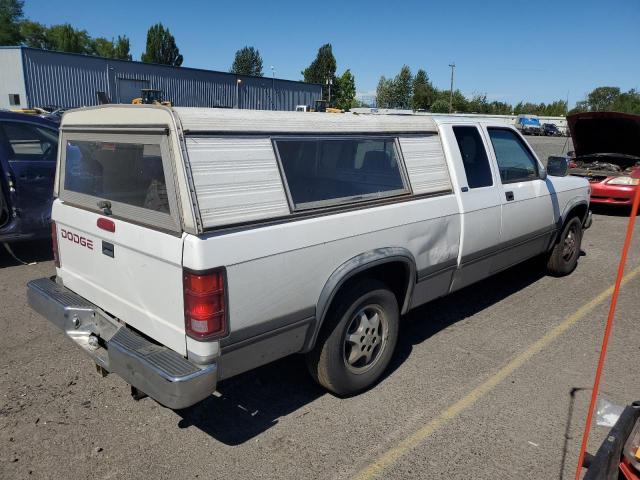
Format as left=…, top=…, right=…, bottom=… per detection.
left=306, top=279, right=399, bottom=396
left=546, top=216, right=583, bottom=276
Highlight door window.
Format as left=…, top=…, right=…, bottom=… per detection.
left=487, top=128, right=539, bottom=183
left=453, top=126, right=493, bottom=188
left=1, top=122, right=58, bottom=160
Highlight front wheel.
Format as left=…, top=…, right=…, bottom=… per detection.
left=306, top=279, right=399, bottom=396
left=546, top=217, right=583, bottom=276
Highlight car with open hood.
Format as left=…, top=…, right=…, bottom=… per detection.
left=567, top=111, right=640, bottom=206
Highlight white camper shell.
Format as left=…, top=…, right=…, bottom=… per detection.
left=28, top=105, right=591, bottom=409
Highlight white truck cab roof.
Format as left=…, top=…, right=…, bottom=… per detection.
left=61, top=104, right=439, bottom=133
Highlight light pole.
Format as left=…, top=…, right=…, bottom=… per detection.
left=326, top=78, right=333, bottom=105
left=448, top=63, right=456, bottom=113
left=235, top=78, right=242, bottom=109
left=270, top=65, right=275, bottom=110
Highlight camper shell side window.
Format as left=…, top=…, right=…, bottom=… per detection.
left=273, top=136, right=411, bottom=211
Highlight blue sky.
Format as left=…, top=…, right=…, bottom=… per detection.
left=24, top=0, right=639, bottom=107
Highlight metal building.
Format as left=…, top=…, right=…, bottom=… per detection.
left=0, top=46, right=322, bottom=111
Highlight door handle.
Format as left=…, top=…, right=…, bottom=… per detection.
left=505, top=191, right=514, bottom=201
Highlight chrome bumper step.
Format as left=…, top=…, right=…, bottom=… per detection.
left=27, top=277, right=217, bottom=409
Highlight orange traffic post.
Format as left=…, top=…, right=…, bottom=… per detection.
left=575, top=182, right=640, bottom=480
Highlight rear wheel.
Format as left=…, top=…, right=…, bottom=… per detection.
left=306, top=279, right=399, bottom=396
left=546, top=216, right=583, bottom=276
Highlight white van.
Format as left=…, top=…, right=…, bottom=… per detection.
left=28, top=106, right=591, bottom=409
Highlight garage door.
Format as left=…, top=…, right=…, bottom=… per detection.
left=117, top=78, right=149, bottom=104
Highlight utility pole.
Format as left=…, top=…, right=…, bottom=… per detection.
left=326, top=78, right=333, bottom=105
left=448, top=62, right=456, bottom=113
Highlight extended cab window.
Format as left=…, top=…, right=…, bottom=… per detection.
left=61, top=133, right=179, bottom=231
left=453, top=126, right=493, bottom=188
left=1, top=122, right=58, bottom=160
left=487, top=128, right=539, bottom=183
left=274, top=137, right=409, bottom=210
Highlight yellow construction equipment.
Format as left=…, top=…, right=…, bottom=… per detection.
left=295, top=100, right=343, bottom=113
left=132, top=89, right=172, bottom=107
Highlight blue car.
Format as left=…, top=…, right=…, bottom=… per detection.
left=0, top=111, right=59, bottom=243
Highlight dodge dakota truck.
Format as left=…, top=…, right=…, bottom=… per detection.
left=27, top=106, right=591, bottom=409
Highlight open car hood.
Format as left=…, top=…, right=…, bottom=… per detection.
left=567, top=112, right=640, bottom=168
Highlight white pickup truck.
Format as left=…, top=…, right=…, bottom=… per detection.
left=28, top=106, right=591, bottom=409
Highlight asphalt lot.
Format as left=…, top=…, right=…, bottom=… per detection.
left=2, top=136, right=639, bottom=480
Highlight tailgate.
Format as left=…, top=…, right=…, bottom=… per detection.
left=54, top=201, right=186, bottom=354
left=54, top=130, right=187, bottom=355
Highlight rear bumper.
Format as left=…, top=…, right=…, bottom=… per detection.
left=27, top=277, right=217, bottom=409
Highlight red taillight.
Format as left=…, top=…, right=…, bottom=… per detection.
left=51, top=221, right=60, bottom=267
left=97, top=217, right=115, bottom=232
left=183, top=269, right=227, bottom=340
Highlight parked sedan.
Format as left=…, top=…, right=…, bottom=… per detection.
left=0, top=111, right=59, bottom=243
left=567, top=112, right=640, bottom=207
left=542, top=123, right=562, bottom=136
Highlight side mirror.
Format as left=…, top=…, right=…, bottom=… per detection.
left=547, top=156, right=569, bottom=177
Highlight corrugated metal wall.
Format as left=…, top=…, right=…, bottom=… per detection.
left=20, top=48, right=321, bottom=111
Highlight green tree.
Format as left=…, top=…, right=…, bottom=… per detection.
left=16, top=9, right=132, bottom=60
left=19, top=19, right=48, bottom=48
left=335, top=69, right=356, bottom=111
left=568, top=101, right=587, bottom=115
left=488, top=101, right=512, bottom=115
left=230, top=46, right=263, bottom=76
left=467, top=93, right=491, bottom=114
left=430, top=99, right=450, bottom=113
left=91, top=36, right=131, bottom=60
left=0, top=0, right=23, bottom=45
left=543, top=100, right=567, bottom=116
left=302, top=43, right=337, bottom=103
left=571, top=87, right=640, bottom=115
left=93, top=37, right=115, bottom=58
left=612, top=89, right=640, bottom=114
left=141, top=23, right=183, bottom=66
left=411, top=69, right=436, bottom=111
left=437, top=89, right=468, bottom=112
left=513, top=101, right=541, bottom=115
left=586, top=86, right=621, bottom=111
left=113, top=35, right=132, bottom=60
left=45, top=23, right=92, bottom=53
left=375, top=76, right=393, bottom=108
left=392, top=65, right=412, bottom=109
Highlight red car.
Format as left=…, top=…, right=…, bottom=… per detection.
left=567, top=112, right=640, bottom=206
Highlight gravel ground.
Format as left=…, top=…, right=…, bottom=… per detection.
left=2, top=137, right=639, bottom=480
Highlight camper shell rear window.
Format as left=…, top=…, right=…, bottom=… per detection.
left=59, top=132, right=180, bottom=232
left=273, top=136, right=410, bottom=210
